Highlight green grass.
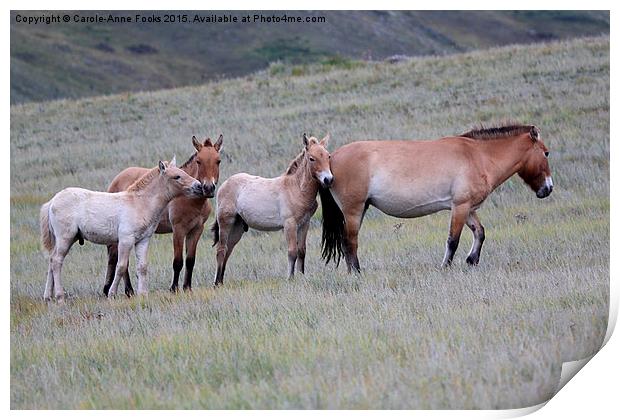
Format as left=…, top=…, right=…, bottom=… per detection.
left=10, top=36, right=609, bottom=409
left=10, top=10, right=609, bottom=103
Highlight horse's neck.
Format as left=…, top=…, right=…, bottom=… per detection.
left=181, top=162, right=197, bottom=178
left=479, top=136, right=531, bottom=188
left=289, top=159, right=318, bottom=205
left=130, top=177, right=171, bottom=215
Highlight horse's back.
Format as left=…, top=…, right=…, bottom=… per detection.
left=108, top=167, right=150, bottom=192
left=216, top=172, right=284, bottom=231
left=330, top=139, right=476, bottom=217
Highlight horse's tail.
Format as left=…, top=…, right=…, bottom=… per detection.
left=39, top=201, right=55, bottom=253
left=211, top=220, right=219, bottom=247
left=319, top=187, right=345, bottom=266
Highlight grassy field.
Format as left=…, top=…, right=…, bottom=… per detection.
left=10, top=36, right=609, bottom=409
left=10, top=10, right=608, bottom=103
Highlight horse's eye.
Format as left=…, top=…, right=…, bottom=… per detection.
left=196, top=161, right=201, bottom=165
left=328, top=155, right=331, bottom=159
left=217, top=160, right=221, bottom=165
left=309, top=157, right=316, bottom=162
left=544, top=151, right=549, bottom=158
left=173, top=175, right=181, bottom=180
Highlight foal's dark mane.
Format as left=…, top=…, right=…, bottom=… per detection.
left=461, top=123, right=538, bottom=141
left=285, top=150, right=307, bottom=175
left=181, top=153, right=197, bottom=169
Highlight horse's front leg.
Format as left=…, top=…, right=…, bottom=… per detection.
left=108, top=241, right=133, bottom=298
left=296, top=221, right=310, bottom=274
left=183, top=224, right=204, bottom=291
left=134, top=239, right=150, bottom=295
left=465, top=211, right=486, bottom=265
left=169, top=227, right=186, bottom=293
left=441, top=203, right=470, bottom=268
left=284, top=219, right=298, bottom=279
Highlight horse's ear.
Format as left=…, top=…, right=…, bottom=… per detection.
left=158, top=160, right=167, bottom=174
left=320, top=133, right=330, bottom=147
left=170, top=155, right=177, bottom=167
left=529, top=126, right=540, bottom=142
left=303, top=133, right=309, bottom=149
left=192, top=136, right=203, bottom=151
left=213, top=134, right=224, bottom=151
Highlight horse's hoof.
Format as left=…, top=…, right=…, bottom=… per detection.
left=183, top=286, right=192, bottom=292
left=169, top=286, right=178, bottom=293
left=466, top=255, right=479, bottom=266
left=103, top=286, right=110, bottom=296
left=125, top=288, right=135, bottom=298
left=56, top=295, right=66, bottom=304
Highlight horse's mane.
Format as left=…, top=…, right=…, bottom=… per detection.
left=126, top=166, right=160, bottom=192
left=180, top=153, right=196, bottom=169
left=461, top=123, right=539, bottom=141
left=285, top=149, right=307, bottom=175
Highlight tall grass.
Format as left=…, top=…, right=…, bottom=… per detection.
left=10, top=36, right=609, bottom=409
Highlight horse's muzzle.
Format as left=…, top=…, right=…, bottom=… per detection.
left=202, top=182, right=216, bottom=198
left=536, top=185, right=553, bottom=198
left=320, top=174, right=334, bottom=188
left=189, top=182, right=206, bottom=197
left=536, top=176, right=553, bottom=198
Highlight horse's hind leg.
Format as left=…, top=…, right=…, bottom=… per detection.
left=169, top=227, right=187, bottom=293
left=44, top=262, right=54, bottom=301
left=342, top=203, right=367, bottom=273
left=214, top=217, right=244, bottom=286
left=465, top=211, right=485, bottom=266
left=441, top=203, right=470, bottom=268
left=50, top=238, right=74, bottom=302
left=182, top=224, right=204, bottom=291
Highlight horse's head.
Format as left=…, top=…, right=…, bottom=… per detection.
left=159, top=157, right=205, bottom=198
left=191, top=134, right=223, bottom=198
left=517, top=126, right=553, bottom=199
left=303, top=133, right=333, bottom=188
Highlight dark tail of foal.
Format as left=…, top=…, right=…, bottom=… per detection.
left=211, top=220, right=219, bottom=246
left=319, top=187, right=345, bottom=266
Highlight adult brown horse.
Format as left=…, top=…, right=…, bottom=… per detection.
left=103, top=135, right=223, bottom=296
left=320, top=124, right=553, bottom=272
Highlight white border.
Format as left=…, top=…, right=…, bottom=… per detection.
left=4, top=1, right=616, bottom=418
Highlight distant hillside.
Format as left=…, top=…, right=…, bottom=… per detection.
left=10, top=10, right=609, bottom=104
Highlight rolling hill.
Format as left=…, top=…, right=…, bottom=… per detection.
left=10, top=10, right=609, bottom=104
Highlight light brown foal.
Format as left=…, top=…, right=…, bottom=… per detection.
left=320, top=124, right=553, bottom=272
left=104, top=135, right=223, bottom=295
left=212, top=134, right=333, bottom=285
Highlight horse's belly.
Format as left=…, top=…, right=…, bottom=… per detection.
left=238, top=207, right=283, bottom=231
left=372, top=196, right=452, bottom=218
left=367, top=170, right=453, bottom=218
left=236, top=183, right=284, bottom=231
left=81, top=230, right=117, bottom=245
